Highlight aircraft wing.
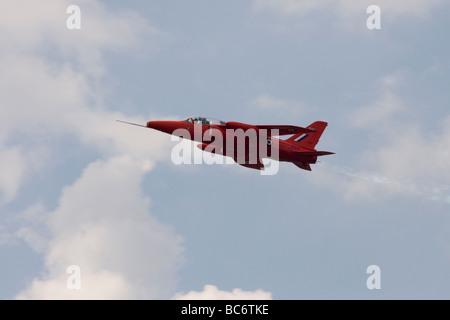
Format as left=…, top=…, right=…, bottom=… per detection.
left=237, top=158, right=265, bottom=170
left=226, top=122, right=314, bottom=136
left=255, top=125, right=314, bottom=136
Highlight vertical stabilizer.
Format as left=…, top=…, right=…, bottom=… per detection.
left=287, top=121, right=328, bottom=150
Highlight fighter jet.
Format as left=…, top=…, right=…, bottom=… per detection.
left=117, top=116, right=334, bottom=171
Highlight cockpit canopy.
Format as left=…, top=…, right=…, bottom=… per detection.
left=183, top=116, right=226, bottom=125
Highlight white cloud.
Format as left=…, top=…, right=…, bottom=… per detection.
left=0, top=148, right=27, bottom=204
left=369, top=121, right=450, bottom=183
left=349, top=71, right=450, bottom=186
left=307, top=68, right=450, bottom=203
left=254, top=0, right=446, bottom=21
left=343, top=0, right=445, bottom=18
left=17, top=156, right=184, bottom=299
left=16, top=203, right=49, bottom=252
left=0, top=0, right=186, bottom=300
left=312, top=161, right=450, bottom=203
left=253, top=0, right=330, bottom=16
left=173, top=284, right=272, bottom=300
left=0, top=224, right=14, bottom=245
left=0, top=1, right=169, bottom=204
left=0, top=0, right=159, bottom=77
left=351, top=92, right=403, bottom=127
left=0, top=53, right=170, bottom=204
left=350, top=73, right=405, bottom=128
left=17, top=270, right=135, bottom=300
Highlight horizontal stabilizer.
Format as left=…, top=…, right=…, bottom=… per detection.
left=293, top=150, right=335, bottom=156
left=293, top=161, right=311, bottom=171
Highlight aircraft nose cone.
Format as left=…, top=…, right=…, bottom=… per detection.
left=146, top=121, right=177, bottom=135
left=146, top=121, right=162, bottom=130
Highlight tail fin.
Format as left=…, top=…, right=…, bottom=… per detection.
left=287, top=121, right=328, bottom=150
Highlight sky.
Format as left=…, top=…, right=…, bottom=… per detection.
left=0, top=0, right=450, bottom=299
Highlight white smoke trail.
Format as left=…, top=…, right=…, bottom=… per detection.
left=318, top=161, right=450, bottom=204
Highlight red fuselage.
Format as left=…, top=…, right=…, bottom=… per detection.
left=144, top=117, right=334, bottom=171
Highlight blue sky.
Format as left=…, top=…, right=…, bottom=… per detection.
left=1, top=0, right=450, bottom=299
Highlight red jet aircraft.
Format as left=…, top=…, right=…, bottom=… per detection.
left=118, top=116, right=334, bottom=171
